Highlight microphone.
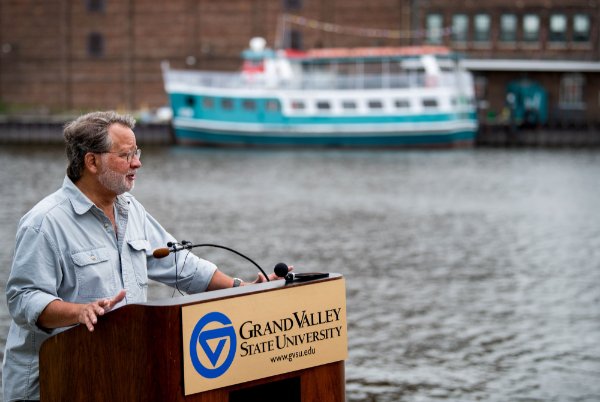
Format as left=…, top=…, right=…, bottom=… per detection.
left=152, top=248, right=172, bottom=259
left=274, top=262, right=290, bottom=278
left=153, top=241, right=188, bottom=258
left=152, top=241, right=272, bottom=282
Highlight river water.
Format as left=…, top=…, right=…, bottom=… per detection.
left=0, top=144, right=599, bottom=401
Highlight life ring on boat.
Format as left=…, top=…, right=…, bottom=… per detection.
left=242, top=61, right=264, bottom=84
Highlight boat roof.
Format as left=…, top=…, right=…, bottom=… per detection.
left=243, top=46, right=457, bottom=63
left=285, top=46, right=454, bottom=62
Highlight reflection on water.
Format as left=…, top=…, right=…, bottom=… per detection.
left=0, top=145, right=599, bottom=401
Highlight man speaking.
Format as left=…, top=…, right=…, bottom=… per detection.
left=2, top=111, right=284, bottom=401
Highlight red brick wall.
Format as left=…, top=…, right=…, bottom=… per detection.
left=1, top=0, right=599, bottom=120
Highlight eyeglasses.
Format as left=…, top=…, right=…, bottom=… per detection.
left=100, top=147, right=141, bottom=163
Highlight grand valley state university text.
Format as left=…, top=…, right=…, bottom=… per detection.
left=238, top=307, right=344, bottom=356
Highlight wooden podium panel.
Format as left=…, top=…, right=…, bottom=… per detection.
left=39, top=275, right=346, bottom=401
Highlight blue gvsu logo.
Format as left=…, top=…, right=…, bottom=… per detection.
left=189, top=312, right=237, bottom=378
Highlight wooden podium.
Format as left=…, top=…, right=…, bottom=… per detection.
left=39, top=274, right=347, bottom=402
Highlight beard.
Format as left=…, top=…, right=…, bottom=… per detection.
left=98, top=163, right=135, bottom=195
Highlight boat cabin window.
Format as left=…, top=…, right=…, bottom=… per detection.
left=243, top=100, right=256, bottom=111
left=291, top=100, right=306, bottom=110
left=342, top=101, right=357, bottom=110
left=316, top=101, right=331, bottom=110
left=422, top=99, right=439, bottom=109
left=394, top=100, right=411, bottom=109
left=185, top=96, right=195, bottom=107
left=368, top=100, right=384, bottom=110
left=221, top=99, right=234, bottom=110
left=203, top=97, right=214, bottom=109
left=265, top=100, right=280, bottom=111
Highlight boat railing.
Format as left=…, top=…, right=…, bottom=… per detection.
left=164, top=69, right=465, bottom=91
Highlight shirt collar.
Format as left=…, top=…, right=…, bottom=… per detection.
left=63, top=176, right=95, bottom=215
left=63, top=176, right=130, bottom=216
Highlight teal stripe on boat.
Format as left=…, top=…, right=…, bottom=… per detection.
left=173, top=127, right=475, bottom=147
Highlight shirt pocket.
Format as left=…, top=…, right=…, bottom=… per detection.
left=71, top=247, right=116, bottom=299
left=127, top=239, right=150, bottom=288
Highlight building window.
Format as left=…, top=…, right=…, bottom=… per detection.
left=86, top=0, right=105, bottom=12
left=451, top=14, right=469, bottom=43
left=560, top=73, right=585, bottom=109
left=573, top=14, right=590, bottom=42
left=500, top=14, right=517, bottom=42
left=282, top=0, right=302, bottom=11
left=523, top=14, right=540, bottom=43
left=473, top=14, right=491, bottom=43
left=87, top=32, right=104, bottom=57
left=426, top=14, right=443, bottom=45
left=474, top=75, right=488, bottom=110
left=289, top=29, right=303, bottom=50
left=549, top=14, right=567, bottom=43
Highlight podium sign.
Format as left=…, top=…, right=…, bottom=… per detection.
left=182, top=278, right=347, bottom=395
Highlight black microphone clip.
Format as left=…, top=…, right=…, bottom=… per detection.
left=284, top=272, right=329, bottom=283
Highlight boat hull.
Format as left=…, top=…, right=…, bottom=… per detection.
left=172, top=120, right=477, bottom=148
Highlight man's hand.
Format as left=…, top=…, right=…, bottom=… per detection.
left=251, top=266, right=294, bottom=284
left=38, top=290, right=127, bottom=331
left=79, top=290, right=126, bottom=332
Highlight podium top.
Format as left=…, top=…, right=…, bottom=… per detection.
left=142, top=272, right=343, bottom=307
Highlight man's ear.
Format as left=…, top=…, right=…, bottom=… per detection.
left=84, top=152, right=100, bottom=175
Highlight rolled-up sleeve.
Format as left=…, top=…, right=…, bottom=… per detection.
left=6, top=225, right=62, bottom=332
left=143, top=211, right=217, bottom=294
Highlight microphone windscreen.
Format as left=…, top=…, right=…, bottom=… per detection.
left=152, top=248, right=171, bottom=259
left=274, top=262, right=289, bottom=278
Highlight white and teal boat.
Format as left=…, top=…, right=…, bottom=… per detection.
left=162, top=38, right=478, bottom=147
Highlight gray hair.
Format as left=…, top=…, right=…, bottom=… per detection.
left=64, top=111, right=136, bottom=182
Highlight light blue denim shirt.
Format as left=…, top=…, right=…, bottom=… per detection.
left=2, top=176, right=217, bottom=401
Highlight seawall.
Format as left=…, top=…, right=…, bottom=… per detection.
left=0, top=121, right=173, bottom=145
left=1, top=121, right=599, bottom=147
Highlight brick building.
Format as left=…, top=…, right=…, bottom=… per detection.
left=0, top=0, right=599, bottom=125
left=416, top=0, right=600, bottom=125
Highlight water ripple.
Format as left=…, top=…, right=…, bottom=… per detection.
left=0, top=146, right=599, bottom=401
